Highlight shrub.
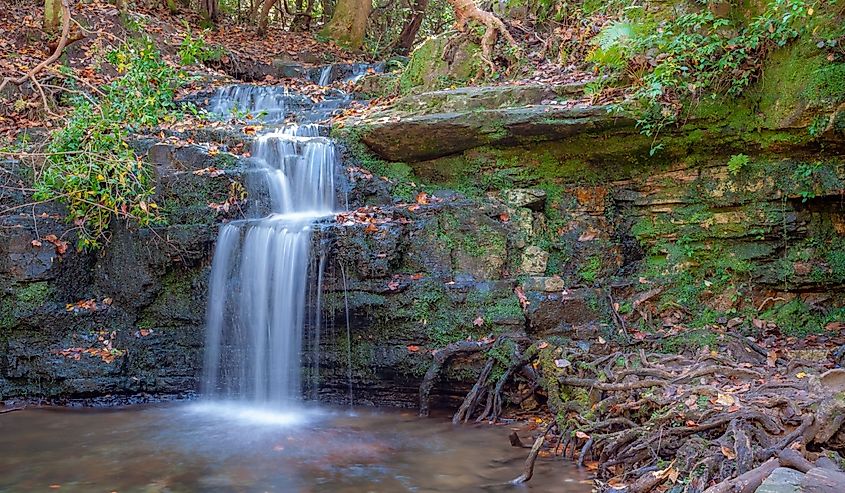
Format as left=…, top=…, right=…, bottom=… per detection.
left=35, top=38, right=186, bottom=249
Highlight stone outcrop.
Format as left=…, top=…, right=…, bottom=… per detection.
left=0, top=139, right=243, bottom=401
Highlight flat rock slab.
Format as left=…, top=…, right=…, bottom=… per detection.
left=756, top=467, right=805, bottom=493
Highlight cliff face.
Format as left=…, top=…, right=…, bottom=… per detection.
left=1, top=37, right=843, bottom=407
left=0, top=138, right=242, bottom=402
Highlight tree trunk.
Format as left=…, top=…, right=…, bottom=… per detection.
left=394, top=0, right=428, bottom=55
left=44, top=0, right=63, bottom=32
left=320, top=0, right=334, bottom=23
left=319, top=0, right=370, bottom=50
left=291, top=0, right=315, bottom=31
left=201, top=0, right=220, bottom=23
left=444, top=0, right=516, bottom=70
left=256, top=0, right=276, bottom=34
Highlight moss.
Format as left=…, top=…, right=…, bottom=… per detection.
left=579, top=256, right=602, bottom=284
left=484, top=296, right=523, bottom=324
left=761, top=299, right=831, bottom=337
left=0, top=282, right=53, bottom=330
left=398, top=35, right=482, bottom=95
left=16, top=282, right=53, bottom=306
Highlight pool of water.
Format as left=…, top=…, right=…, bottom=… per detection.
left=0, top=403, right=592, bottom=492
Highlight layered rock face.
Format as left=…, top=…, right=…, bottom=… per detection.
left=1, top=44, right=843, bottom=406
left=0, top=140, right=242, bottom=401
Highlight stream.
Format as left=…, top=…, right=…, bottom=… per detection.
left=0, top=404, right=591, bottom=492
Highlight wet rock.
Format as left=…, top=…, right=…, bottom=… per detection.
left=520, top=246, right=549, bottom=275
left=271, top=59, right=309, bottom=79
left=755, top=467, right=804, bottom=493
left=522, top=276, right=565, bottom=292
left=524, top=288, right=603, bottom=335
left=503, top=188, right=547, bottom=211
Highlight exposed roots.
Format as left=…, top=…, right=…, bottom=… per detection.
left=445, top=0, right=518, bottom=73
left=439, top=331, right=845, bottom=491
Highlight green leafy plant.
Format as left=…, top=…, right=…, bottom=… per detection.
left=177, top=27, right=223, bottom=65
left=589, top=0, right=815, bottom=140
left=35, top=38, right=186, bottom=249
left=727, top=153, right=750, bottom=175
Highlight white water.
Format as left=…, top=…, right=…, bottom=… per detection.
left=203, top=118, right=337, bottom=414
left=207, top=85, right=292, bottom=122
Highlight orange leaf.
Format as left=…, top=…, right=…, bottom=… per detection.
left=406, top=345, right=420, bottom=353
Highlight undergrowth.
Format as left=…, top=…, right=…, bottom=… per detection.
left=587, top=0, right=829, bottom=145
left=35, top=38, right=187, bottom=249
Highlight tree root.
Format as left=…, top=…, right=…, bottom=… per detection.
left=445, top=0, right=518, bottom=73
left=418, top=338, right=496, bottom=417
left=0, top=0, right=71, bottom=96
left=510, top=422, right=555, bottom=485
left=441, top=329, right=845, bottom=491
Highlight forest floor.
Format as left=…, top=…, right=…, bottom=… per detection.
left=0, top=0, right=367, bottom=139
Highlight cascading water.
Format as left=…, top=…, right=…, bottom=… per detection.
left=203, top=104, right=338, bottom=410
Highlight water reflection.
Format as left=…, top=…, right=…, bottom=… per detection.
left=0, top=404, right=592, bottom=492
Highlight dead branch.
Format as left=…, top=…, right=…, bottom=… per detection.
left=418, top=338, right=495, bottom=417
left=510, top=422, right=555, bottom=485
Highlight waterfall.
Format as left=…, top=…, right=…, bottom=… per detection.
left=207, top=85, right=293, bottom=123
left=203, top=116, right=337, bottom=409
left=318, top=66, right=333, bottom=86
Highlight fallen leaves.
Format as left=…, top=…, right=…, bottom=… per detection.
left=30, top=234, right=69, bottom=255
left=53, top=330, right=124, bottom=363
left=514, top=286, right=530, bottom=308
left=193, top=166, right=226, bottom=177
left=66, top=299, right=99, bottom=313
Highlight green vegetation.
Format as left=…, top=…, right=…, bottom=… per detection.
left=35, top=39, right=186, bottom=249
left=727, top=154, right=750, bottom=175
left=762, top=299, right=845, bottom=336
left=588, top=0, right=839, bottom=141
left=177, top=27, right=224, bottom=65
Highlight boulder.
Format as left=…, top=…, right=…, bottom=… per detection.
left=755, top=467, right=804, bottom=493
left=360, top=102, right=628, bottom=162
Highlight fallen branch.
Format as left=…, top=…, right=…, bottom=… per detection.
left=510, top=422, right=555, bottom=485
left=418, top=338, right=495, bottom=417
